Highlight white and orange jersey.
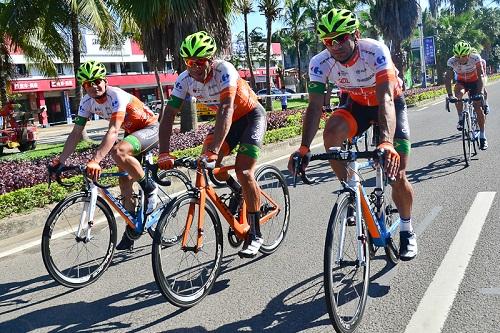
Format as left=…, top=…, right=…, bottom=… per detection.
left=78, top=85, right=156, bottom=134
left=308, top=38, right=403, bottom=107
left=171, top=60, right=260, bottom=121
left=447, top=53, right=483, bottom=83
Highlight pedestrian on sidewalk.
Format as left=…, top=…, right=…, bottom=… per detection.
left=280, top=87, right=288, bottom=111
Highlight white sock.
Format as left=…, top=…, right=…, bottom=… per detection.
left=400, top=217, right=413, bottom=232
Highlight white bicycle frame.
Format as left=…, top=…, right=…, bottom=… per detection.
left=335, top=152, right=385, bottom=268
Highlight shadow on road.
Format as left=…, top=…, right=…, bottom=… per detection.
left=411, top=133, right=461, bottom=149
left=406, top=155, right=467, bottom=183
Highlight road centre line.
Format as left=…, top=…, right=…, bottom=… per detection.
left=404, top=191, right=496, bottom=333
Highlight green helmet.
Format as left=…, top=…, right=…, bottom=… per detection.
left=453, top=41, right=472, bottom=57
left=316, top=8, right=360, bottom=39
left=180, top=31, right=217, bottom=58
left=77, top=60, right=107, bottom=83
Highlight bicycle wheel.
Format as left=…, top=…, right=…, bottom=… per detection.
left=462, top=111, right=473, bottom=166
left=152, top=193, right=223, bottom=308
left=41, top=192, right=117, bottom=288
left=255, top=165, right=290, bottom=254
left=324, top=193, right=370, bottom=333
left=381, top=185, right=400, bottom=265
left=470, top=112, right=479, bottom=155
left=148, top=169, right=192, bottom=238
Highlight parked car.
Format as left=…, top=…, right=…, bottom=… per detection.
left=256, top=88, right=294, bottom=100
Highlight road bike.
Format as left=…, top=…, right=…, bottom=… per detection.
left=151, top=157, right=290, bottom=308
left=446, top=95, right=483, bottom=166
left=293, top=145, right=400, bottom=333
left=41, top=152, right=191, bottom=288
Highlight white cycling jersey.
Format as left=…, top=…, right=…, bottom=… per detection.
left=78, top=85, right=156, bottom=133
left=171, top=60, right=259, bottom=121
left=447, top=53, right=483, bottom=83
left=308, top=38, right=403, bottom=106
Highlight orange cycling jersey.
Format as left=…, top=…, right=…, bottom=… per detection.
left=447, top=53, right=483, bottom=83
left=78, top=85, right=157, bottom=133
left=308, top=38, right=403, bottom=107
left=170, top=60, right=260, bottom=121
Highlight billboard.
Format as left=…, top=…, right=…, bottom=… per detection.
left=424, top=36, right=436, bottom=65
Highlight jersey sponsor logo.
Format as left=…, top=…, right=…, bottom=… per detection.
left=339, top=78, right=350, bottom=84
left=357, top=74, right=375, bottom=82
left=376, top=55, right=386, bottom=65
left=355, top=68, right=367, bottom=74
left=175, top=82, right=183, bottom=90
left=79, top=105, right=85, bottom=113
left=111, top=100, right=118, bottom=108
left=310, top=66, right=323, bottom=75
left=221, top=73, right=230, bottom=83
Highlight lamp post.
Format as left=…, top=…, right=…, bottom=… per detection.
left=418, top=0, right=427, bottom=88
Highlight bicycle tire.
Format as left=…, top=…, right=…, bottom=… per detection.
left=470, top=112, right=479, bottom=155
left=152, top=192, right=223, bottom=308
left=381, top=185, right=400, bottom=265
left=41, top=192, right=117, bottom=288
left=147, top=169, right=192, bottom=238
left=208, top=169, right=227, bottom=188
left=462, top=111, right=472, bottom=166
left=255, top=165, right=290, bottom=255
left=324, top=193, right=370, bottom=333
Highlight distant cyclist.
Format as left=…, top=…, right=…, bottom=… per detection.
left=50, top=60, right=159, bottom=251
left=471, top=47, right=490, bottom=115
left=288, top=8, right=417, bottom=260
left=445, top=41, right=488, bottom=150
left=157, top=31, right=267, bottom=258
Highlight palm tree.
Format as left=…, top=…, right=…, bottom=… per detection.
left=0, top=0, right=122, bottom=118
left=280, top=0, right=309, bottom=93
left=258, top=0, right=281, bottom=111
left=234, top=0, right=257, bottom=90
left=371, top=0, right=419, bottom=79
left=113, top=0, right=234, bottom=132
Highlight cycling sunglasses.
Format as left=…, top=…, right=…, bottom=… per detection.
left=322, top=34, right=351, bottom=47
left=184, top=58, right=210, bottom=68
left=82, top=78, right=105, bottom=88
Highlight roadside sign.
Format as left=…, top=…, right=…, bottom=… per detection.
left=424, top=36, right=436, bottom=65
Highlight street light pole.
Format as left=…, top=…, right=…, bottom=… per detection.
left=418, top=0, right=427, bottom=88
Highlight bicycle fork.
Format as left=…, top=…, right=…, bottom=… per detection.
left=75, top=184, right=99, bottom=243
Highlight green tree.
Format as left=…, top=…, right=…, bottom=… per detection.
left=280, top=0, right=309, bottom=92
left=258, top=0, right=281, bottom=111
left=114, top=0, right=234, bottom=132
left=234, top=0, right=257, bottom=89
left=371, top=0, right=419, bottom=78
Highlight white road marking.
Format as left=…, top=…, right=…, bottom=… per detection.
left=404, top=191, right=496, bottom=333
left=416, top=107, right=427, bottom=112
left=415, top=206, right=442, bottom=235
left=479, top=288, right=500, bottom=295
left=432, top=100, right=444, bottom=106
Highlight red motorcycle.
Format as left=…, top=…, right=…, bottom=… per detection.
left=0, top=102, right=38, bottom=155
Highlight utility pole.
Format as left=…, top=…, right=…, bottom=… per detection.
left=418, top=0, right=427, bottom=88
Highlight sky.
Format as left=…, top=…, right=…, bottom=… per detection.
left=230, top=0, right=430, bottom=41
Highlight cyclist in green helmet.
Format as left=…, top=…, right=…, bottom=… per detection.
left=50, top=60, right=160, bottom=251
left=445, top=41, right=488, bottom=149
left=158, top=31, right=268, bottom=258
left=288, top=7, right=418, bottom=260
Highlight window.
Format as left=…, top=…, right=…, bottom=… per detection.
left=14, top=64, right=28, bottom=76
left=56, top=64, right=65, bottom=75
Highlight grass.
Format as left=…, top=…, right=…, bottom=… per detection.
left=0, top=140, right=99, bottom=161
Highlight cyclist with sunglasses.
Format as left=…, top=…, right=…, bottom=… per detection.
left=445, top=41, right=488, bottom=150
left=288, top=8, right=417, bottom=261
left=158, top=31, right=267, bottom=258
left=50, top=60, right=159, bottom=251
